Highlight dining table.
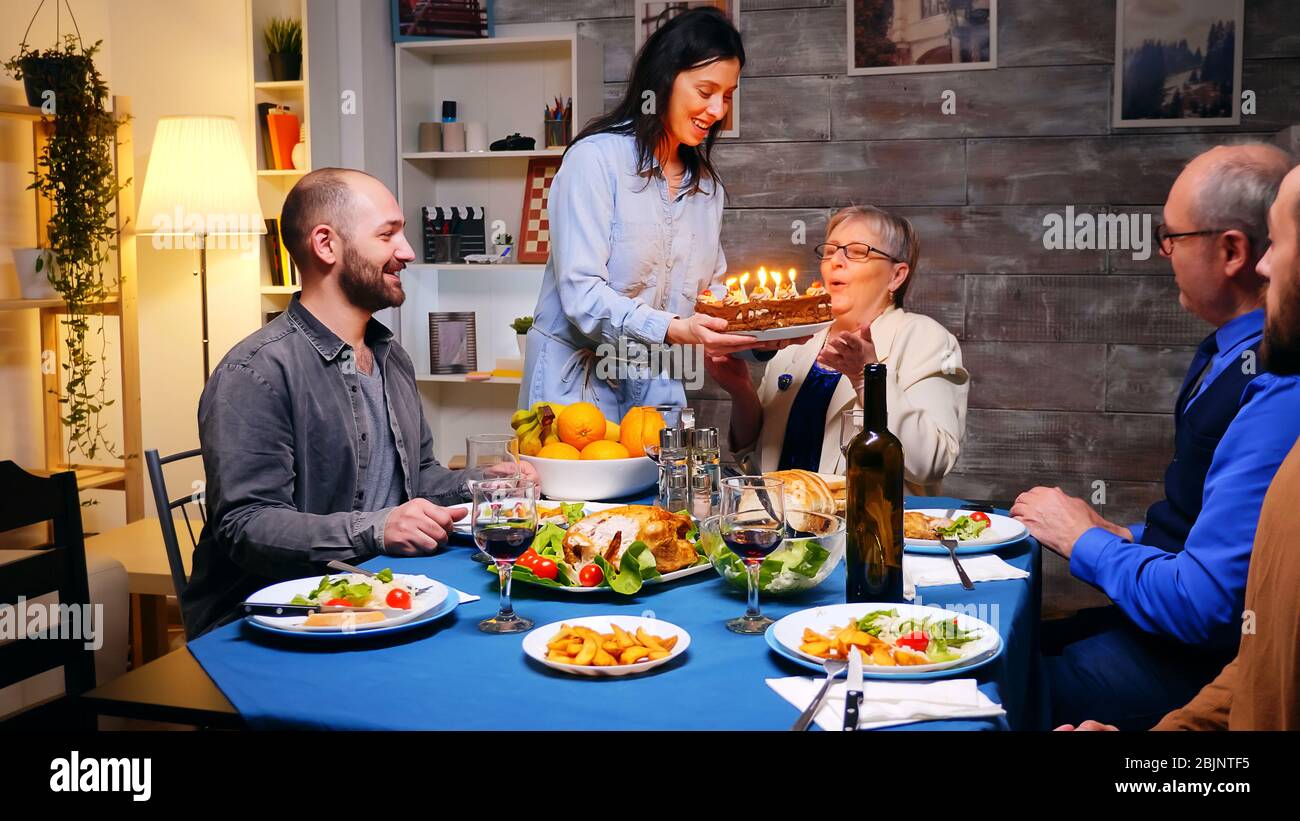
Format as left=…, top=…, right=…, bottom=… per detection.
left=84, top=495, right=1041, bottom=731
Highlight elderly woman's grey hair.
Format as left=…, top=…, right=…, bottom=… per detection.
left=1189, top=143, right=1294, bottom=259
left=825, top=205, right=920, bottom=308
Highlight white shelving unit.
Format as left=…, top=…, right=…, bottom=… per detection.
left=247, top=0, right=311, bottom=323
left=394, top=32, right=601, bottom=463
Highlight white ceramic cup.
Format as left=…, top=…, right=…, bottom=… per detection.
left=11, top=248, right=58, bottom=300
left=465, top=121, right=487, bottom=152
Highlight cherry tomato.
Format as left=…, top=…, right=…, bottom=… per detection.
left=385, top=589, right=412, bottom=610
left=579, top=564, right=604, bottom=587
left=970, top=511, right=991, bottom=526
left=896, top=630, right=930, bottom=652
left=532, top=558, right=559, bottom=581
left=324, top=598, right=353, bottom=608
left=517, top=549, right=541, bottom=570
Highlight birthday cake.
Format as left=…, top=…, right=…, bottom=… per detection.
left=694, top=267, right=831, bottom=331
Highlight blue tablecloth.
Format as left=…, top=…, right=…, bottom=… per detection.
left=188, top=496, right=1040, bottom=730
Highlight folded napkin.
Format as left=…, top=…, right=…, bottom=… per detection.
left=767, top=677, right=1005, bottom=731
left=452, top=588, right=480, bottom=604
left=902, top=554, right=1029, bottom=600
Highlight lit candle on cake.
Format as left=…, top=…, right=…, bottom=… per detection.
left=750, top=267, right=773, bottom=301
left=724, top=276, right=746, bottom=304
left=738, top=272, right=751, bottom=302
left=776, top=268, right=799, bottom=299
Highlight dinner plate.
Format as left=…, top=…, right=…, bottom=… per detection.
left=766, top=602, right=1003, bottom=680
left=732, top=320, right=831, bottom=342
left=244, top=589, right=461, bottom=640
left=243, top=574, right=448, bottom=633
left=509, top=559, right=715, bottom=593
left=903, top=508, right=1028, bottom=554
left=449, top=500, right=621, bottom=535
left=522, top=615, right=690, bottom=677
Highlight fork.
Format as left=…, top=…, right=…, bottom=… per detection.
left=939, top=537, right=975, bottom=590
left=327, top=560, right=438, bottom=596
left=791, top=657, right=847, bottom=731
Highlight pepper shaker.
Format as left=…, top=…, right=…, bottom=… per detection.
left=657, top=427, right=690, bottom=512
left=689, top=426, right=721, bottom=520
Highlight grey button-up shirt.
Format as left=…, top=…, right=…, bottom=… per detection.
left=183, top=294, right=479, bottom=635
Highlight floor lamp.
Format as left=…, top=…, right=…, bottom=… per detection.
left=137, top=116, right=263, bottom=382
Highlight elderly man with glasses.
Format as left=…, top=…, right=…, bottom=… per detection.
left=1011, top=144, right=1300, bottom=729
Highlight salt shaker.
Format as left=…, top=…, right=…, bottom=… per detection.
left=689, top=426, right=721, bottom=520
left=657, top=426, right=690, bottom=512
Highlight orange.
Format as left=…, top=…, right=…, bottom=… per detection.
left=536, top=442, right=580, bottom=460
left=580, top=440, right=631, bottom=460
left=557, top=402, right=606, bottom=450
left=619, top=407, right=666, bottom=457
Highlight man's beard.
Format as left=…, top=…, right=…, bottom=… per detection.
left=339, top=244, right=406, bottom=313
left=1262, top=263, right=1300, bottom=376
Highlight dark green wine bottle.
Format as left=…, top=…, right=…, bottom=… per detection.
left=845, top=363, right=905, bottom=602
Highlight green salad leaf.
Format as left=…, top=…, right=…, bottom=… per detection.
left=935, top=515, right=989, bottom=541
left=289, top=575, right=373, bottom=606
left=375, top=567, right=394, bottom=583
left=561, top=502, right=587, bottom=524
left=708, top=536, right=833, bottom=593
left=594, top=540, right=662, bottom=594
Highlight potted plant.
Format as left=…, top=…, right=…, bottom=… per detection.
left=10, top=248, right=59, bottom=300
left=493, top=230, right=514, bottom=261
left=264, top=16, right=302, bottom=82
left=4, top=35, right=126, bottom=462
left=511, top=316, right=533, bottom=359
left=4, top=12, right=92, bottom=109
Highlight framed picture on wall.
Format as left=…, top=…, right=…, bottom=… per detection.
left=634, top=0, right=741, bottom=138
left=392, top=0, right=493, bottom=43
left=847, top=0, right=997, bottom=76
left=1113, top=0, right=1243, bottom=128
left=428, top=312, right=478, bottom=374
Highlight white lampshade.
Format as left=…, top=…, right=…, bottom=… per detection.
left=136, top=115, right=264, bottom=236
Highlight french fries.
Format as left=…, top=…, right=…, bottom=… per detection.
left=798, top=621, right=931, bottom=667
left=544, top=624, right=678, bottom=667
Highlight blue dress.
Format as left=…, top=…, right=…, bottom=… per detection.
left=519, top=131, right=727, bottom=420
left=777, top=361, right=843, bottom=472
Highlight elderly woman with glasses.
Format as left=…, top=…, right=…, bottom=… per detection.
left=706, top=205, right=970, bottom=493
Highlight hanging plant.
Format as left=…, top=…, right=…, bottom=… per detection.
left=5, top=25, right=128, bottom=462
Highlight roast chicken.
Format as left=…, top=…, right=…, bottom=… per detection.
left=562, top=506, right=697, bottom=573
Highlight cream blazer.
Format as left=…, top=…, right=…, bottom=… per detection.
left=738, top=306, right=969, bottom=496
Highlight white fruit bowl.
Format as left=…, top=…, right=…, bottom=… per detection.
left=521, top=454, right=658, bottom=501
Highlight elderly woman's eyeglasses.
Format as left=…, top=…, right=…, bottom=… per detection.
left=1155, top=223, right=1227, bottom=256
left=813, top=242, right=902, bottom=264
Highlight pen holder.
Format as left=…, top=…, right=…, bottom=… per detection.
left=544, top=118, right=570, bottom=148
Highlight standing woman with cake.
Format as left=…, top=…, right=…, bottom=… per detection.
left=707, top=206, right=970, bottom=494
left=520, top=8, right=764, bottom=420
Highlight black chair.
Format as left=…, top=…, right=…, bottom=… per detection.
left=0, top=461, right=96, bottom=730
left=144, top=448, right=206, bottom=639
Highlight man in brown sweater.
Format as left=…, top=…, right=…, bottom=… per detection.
left=1060, top=164, right=1300, bottom=731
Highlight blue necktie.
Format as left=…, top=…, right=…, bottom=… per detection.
left=1176, top=333, right=1219, bottom=417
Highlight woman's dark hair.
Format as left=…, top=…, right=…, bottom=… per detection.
left=567, top=6, right=744, bottom=196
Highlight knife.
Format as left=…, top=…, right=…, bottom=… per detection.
left=239, top=602, right=385, bottom=617
left=843, top=649, right=863, bottom=732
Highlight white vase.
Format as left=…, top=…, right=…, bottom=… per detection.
left=517, top=334, right=527, bottom=360
left=291, top=122, right=308, bottom=169
left=12, top=248, right=58, bottom=300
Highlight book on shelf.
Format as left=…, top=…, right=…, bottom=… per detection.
left=256, top=102, right=277, bottom=170
left=263, top=106, right=300, bottom=170
left=264, top=218, right=286, bottom=287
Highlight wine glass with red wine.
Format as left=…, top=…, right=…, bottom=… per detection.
left=471, top=478, right=538, bottom=633
left=719, top=476, right=785, bottom=634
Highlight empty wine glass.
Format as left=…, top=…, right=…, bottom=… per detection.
left=840, top=409, right=864, bottom=455
left=719, top=475, right=785, bottom=634
left=471, top=478, right=538, bottom=633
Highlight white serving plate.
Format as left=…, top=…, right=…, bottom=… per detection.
left=769, top=601, right=1002, bottom=677
left=522, top=615, right=690, bottom=677
left=732, top=320, right=830, bottom=342
left=243, top=574, right=448, bottom=633
left=903, top=509, right=1029, bottom=554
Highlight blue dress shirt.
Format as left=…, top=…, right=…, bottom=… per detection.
left=1072, top=319, right=1300, bottom=647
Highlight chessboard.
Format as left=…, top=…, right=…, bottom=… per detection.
left=517, top=158, right=560, bottom=264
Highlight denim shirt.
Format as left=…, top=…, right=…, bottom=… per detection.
left=182, top=294, right=481, bottom=635
left=519, top=131, right=728, bottom=419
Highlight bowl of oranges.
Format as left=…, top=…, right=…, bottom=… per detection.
left=514, top=403, right=665, bottom=501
